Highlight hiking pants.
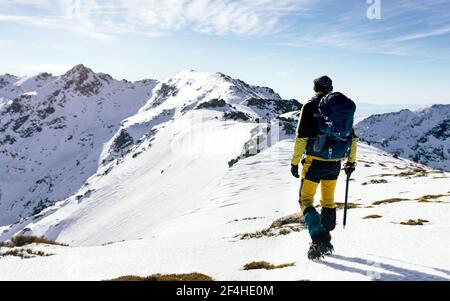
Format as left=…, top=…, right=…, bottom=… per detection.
left=299, top=155, right=341, bottom=235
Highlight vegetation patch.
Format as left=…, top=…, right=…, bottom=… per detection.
left=2, top=236, right=68, bottom=247
left=0, top=248, right=53, bottom=259
left=243, top=261, right=295, bottom=271
left=335, top=202, right=361, bottom=210
left=417, top=194, right=449, bottom=203
left=400, top=219, right=429, bottom=226
left=373, top=167, right=430, bottom=179
left=238, top=224, right=303, bottom=240
left=363, top=215, right=383, bottom=219
left=109, top=273, right=213, bottom=281
left=362, top=179, right=388, bottom=186
left=397, top=168, right=429, bottom=178
left=372, top=198, right=410, bottom=206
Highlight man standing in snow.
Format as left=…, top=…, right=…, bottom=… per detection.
left=290, top=76, right=357, bottom=260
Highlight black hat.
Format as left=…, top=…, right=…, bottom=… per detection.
left=314, top=76, right=333, bottom=93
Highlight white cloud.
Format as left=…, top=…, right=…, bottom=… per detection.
left=0, top=13, right=116, bottom=42
left=0, top=0, right=311, bottom=41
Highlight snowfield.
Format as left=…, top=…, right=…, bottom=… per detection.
left=0, top=65, right=449, bottom=281
left=0, top=142, right=449, bottom=281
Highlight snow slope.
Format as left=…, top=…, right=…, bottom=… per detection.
left=0, top=142, right=449, bottom=281
left=357, top=105, right=450, bottom=171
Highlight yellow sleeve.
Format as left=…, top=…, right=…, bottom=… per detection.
left=348, top=127, right=358, bottom=164
left=291, top=107, right=309, bottom=165
left=291, top=136, right=308, bottom=165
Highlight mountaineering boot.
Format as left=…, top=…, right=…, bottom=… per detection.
left=319, top=240, right=334, bottom=255
left=308, top=231, right=333, bottom=260
left=307, top=243, right=324, bottom=261
left=318, top=232, right=334, bottom=255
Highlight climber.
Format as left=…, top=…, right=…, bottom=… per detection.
left=290, top=75, right=357, bottom=260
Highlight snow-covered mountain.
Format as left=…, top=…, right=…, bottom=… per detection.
left=0, top=66, right=300, bottom=227
left=357, top=105, right=450, bottom=171
left=0, top=65, right=158, bottom=225
left=1, top=65, right=449, bottom=281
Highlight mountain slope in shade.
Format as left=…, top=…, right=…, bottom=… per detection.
left=0, top=65, right=158, bottom=225
left=357, top=104, right=450, bottom=171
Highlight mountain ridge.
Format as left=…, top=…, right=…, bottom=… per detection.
left=357, top=104, right=450, bottom=171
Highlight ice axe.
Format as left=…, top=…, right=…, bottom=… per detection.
left=343, top=173, right=351, bottom=229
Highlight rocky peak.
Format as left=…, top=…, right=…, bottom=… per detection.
left=63, top=64, right=94, bottom=77
left=61, top=64, right=104, bottom=96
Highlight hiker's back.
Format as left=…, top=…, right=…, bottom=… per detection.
left=307, top=92, right=356, bottom=160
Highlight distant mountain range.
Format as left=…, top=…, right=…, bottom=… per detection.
left=357, top=104, right=450, bottom=171
left=354, top=102, right=428, bottom=122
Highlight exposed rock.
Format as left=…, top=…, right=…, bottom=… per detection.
left=112, top=129, right=134, bottom=153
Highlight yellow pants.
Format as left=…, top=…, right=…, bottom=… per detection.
left=299, top=155, right=340, bottom=213
left=300, top=179, right=337, bottom=213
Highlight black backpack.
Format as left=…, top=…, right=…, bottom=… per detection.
left=306, top=92, right=356, bottom=160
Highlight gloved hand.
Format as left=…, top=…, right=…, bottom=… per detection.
left=291, top=164, right=300, bottom=178
left=344, top=162, right=356, bottom=177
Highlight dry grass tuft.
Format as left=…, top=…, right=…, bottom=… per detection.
left=335, top=202, right=361, bottom=210
left=362, top=179, right=388, bottom=186
left=243, top=261, right=295, bottom=271
left=0, top=248, right=53, bottom=259
left=372, top=198, right=410, bottom=206
left=417, top=194, right=448, bottom=203
left=363, top=215, right=383, bottom=219
left=109, top=273, right=214, bottom=281
left=9, top=236, right=67, bottom=247
left=400, top=219, right=429, bottom=226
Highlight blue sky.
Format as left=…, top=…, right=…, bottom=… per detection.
left=0, top=0, right=449, bottom=105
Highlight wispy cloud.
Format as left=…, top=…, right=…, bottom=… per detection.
left=0, top=0, right=312, bottom=41
left=394, top=26, right=450, bottom=42
left=281, top=0, right=450, bottom=58
left=0, top=0, right=449, bottom=60
left=0, top=13, right=116, bottom=42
